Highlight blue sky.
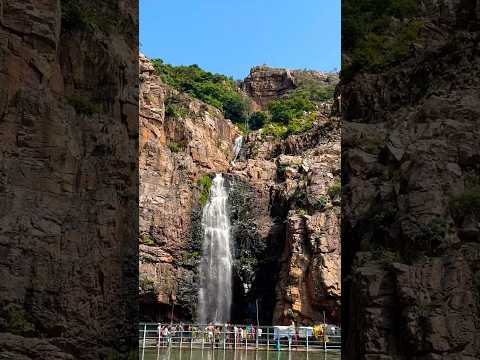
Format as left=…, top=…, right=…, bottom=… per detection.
left=140, top=0, right=340, bottom=79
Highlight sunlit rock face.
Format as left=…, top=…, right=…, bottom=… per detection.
left=139, top=55, right=341, bottom=326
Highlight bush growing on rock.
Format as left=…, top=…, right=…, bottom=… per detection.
left=168, top=142, right=184, bottom=153
left=249, top=111, right=269, bottom=130
left=198, top=175, right=213, bottom=207
left=152, top=59, right=250, bottom=123
left=315, top=196, right=328, bottom=210
left=327, top=179, right=341, bottom=199
left=450, top=180, right=480, bottom=220
left=268, top=95, right=315, bottom=125
left=342, top=0, right=422, bottom=78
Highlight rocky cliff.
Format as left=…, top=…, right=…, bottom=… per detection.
left=139, top=55, right=340, bottom=325
left=342, top=0, right=480, bottom=358
left=242, top=65, right=339, bottom=111
left=139, top=54, right=241, bottom=319
left=0, top=1, right=138, bottom=359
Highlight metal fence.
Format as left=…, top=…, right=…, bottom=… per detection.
left=139, top=323, right=341, bottom=356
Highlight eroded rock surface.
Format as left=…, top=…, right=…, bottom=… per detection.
left=0, top=1, right=138, bottom=359
left=342, top=0, right=480, bottom=358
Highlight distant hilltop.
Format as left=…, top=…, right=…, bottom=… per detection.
left=241, top=65, right=339, bottom=111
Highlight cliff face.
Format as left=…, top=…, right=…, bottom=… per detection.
left=0, top=1, right=138, bottom=359
left=342, top=0, right=480, bottom=358
left=139, top=54, right=241, bottom=319
left=231, top=119, right=341, bottom=325
left=139, top=56, right=340, bottom=325
left=242, top=66, right=339, bottom=111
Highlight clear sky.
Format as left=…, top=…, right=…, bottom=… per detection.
left=140, top=0, right=340, bottom=80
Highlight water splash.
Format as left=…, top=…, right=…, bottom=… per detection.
left=198, top=174, right=233, bottom=323
left=231, top=136, right=243, bottom=165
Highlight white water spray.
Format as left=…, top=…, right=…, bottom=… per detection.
left=198, top=174, right=233, bottom=323
left=231, top=136, right=243, bottom=165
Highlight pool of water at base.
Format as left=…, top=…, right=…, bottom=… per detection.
left=141, top=348, right=341, bottom=360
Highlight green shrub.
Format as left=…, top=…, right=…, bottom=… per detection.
left=165, top=103, right=190, bottom=118
left=61, top=1, right=122, bottom=33
left=249, top=111, right=269, bottom=130
left=4, top=304, right=35, bottom=335
left=177, top=250, right=201, bottom=267
left=287, top=113, right=316, bottom=135
left=139, top=274, right=155, bottom=292
left=268, top=95, right=316, bottom=124
left=198, top=175, right=213, bottom=207
left=65, top=95, right=101, bottom=115
left=141, top=233, right=154, bottom=245
left=236, top=122, right=251, bottom=135
left=223, top=95, right=250, bottom=124
left=152, top=59, right=250, bottom=123
left=316, top=196, right=328, bottom=210
left=327, top=179, right=341, bottom=199
left=287, top=81, right=336, bottom=102
left=262, top=122, right=288, bottom=138
left=168, top=142, right=184, bottom=153
left=342, top=0, right=421, bottom=78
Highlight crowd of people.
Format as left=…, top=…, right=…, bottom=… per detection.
left=154, top=322, right=336, bottom=348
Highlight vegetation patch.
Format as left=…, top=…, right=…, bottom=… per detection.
left=327, top=179, right=341, bottom=199
left=141, top=233, right=155, bottom=246
left=139, top=274, right=155, bottom=293
left=287, top=113, right=316, bottom=135
left=198, top=175, right=213, bottom=207
left=152, top=59, right=250, bottom=124
left=262, top=122, right=288, bottom=138
left=61, top=1, right=126, bottom=34
left=65, top=95, right=101, bottom=116
left=450, top=181, right=480, bottom=220
left=4, top=304, right=35, bottom=335
left=168, top=142, right=185, bottom=153
left=315, top=196, right=329, bottom=210
left=342, top=0, right=422, bottom=79
left=165, top=103, right=190, bottom=118
left=177, top=250, right=201, bottom=268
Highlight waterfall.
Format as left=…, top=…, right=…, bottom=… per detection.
left=231, top=135, right=243, bottom=165
left=198, top=174, right=233, bottom=324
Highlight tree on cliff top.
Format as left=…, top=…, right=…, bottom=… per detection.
left=152, top=59, right=250, bottom=123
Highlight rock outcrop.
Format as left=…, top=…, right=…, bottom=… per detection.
left=242, top=66, right=296, bottom=110
left=341, top=0, right=480, bottom=358
left=0, top=1, right=138, bottom=359
left=242, top=65, right=338, bottom=111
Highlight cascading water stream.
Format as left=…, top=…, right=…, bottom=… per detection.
left=231, top=135, right=243, bottom=165
left=197, top=174, right=233, bottom=324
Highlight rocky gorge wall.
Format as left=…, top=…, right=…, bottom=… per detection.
left=341, top=0, right=480, bottom=358
left=0, top=1, right=138, bottom=359
left=139, top=55, right=341, bottom=325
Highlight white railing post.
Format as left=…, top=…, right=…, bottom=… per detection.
left=245, top=328, right=247, bottom=351
left=180, top=327, right=183, bottom=349
left=266, top=327, right=269, bottom=351
left=141, top=323, right=146, bottom=360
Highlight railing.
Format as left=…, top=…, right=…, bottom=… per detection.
left=139, top=323, right=341, bottom=356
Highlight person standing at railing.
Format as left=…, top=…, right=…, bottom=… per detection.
left=162, top=326, right=170, bottom=346
left=250, top=324, right=255, bottom=341
left=207, top=323, right=214, bottom=346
